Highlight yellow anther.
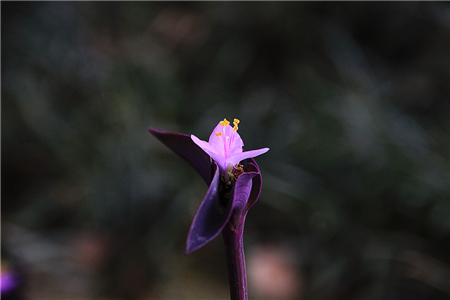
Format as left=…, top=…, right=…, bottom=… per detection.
left=232, top=118, right=240, bottom=131
left=220, top=118, right=230, bottom=127
left=215, top=132, right=222, bottom=136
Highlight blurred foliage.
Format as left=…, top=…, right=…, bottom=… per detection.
left=2, top=2, right=449, bottom=300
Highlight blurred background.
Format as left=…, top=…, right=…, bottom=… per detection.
left=2, top=2, right=449, bottom=300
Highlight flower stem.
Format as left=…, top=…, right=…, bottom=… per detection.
left=222, top=217, right=248, bottom=300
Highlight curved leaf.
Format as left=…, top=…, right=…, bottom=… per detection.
left=149, top=128, right=215, bottom=185
left=243, top=159, right=262, bottom=214
left=229, top=171, right=257, bottom=229
left=185, top=165, right=233, bottom=254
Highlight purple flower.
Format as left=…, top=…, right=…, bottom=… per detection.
left=149, top=119, right=269, bottom=254
left=191, top=119, right=269, bottom=178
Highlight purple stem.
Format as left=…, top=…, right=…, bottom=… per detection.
left=222, top=216, right=248, bottom=300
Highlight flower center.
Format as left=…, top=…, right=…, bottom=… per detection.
left=214, top=118, right=240, bottom=159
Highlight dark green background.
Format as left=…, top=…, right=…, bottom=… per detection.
left=2, top=2, right=449, bottom=300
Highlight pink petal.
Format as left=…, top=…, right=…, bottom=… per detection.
left=227, top=148, right=270, bottom=167
left=208, top=153, right=227, bottom=172
left=191, top=134, right=227, bottom=171
left=208, top=122, right=226, bottom=143
left=191, top=135, right=214, bottom=154
left=229, top=132, right=244, bottom=155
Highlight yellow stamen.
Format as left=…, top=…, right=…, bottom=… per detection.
left=220, top=118, right=230, bottom=127
left=233, top=118, right=240, bottom=131
left=215, top=132, right=222, bottom=136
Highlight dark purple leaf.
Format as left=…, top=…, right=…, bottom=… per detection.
left=226, top=158, right=262, bottom=229
left=149, top=128, right=215, bottom=185
left=186, top=165, right=233, bottom=254
left=228, top=171, right=257, bottom=229
left=243, top=159, right=262, bottom=214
